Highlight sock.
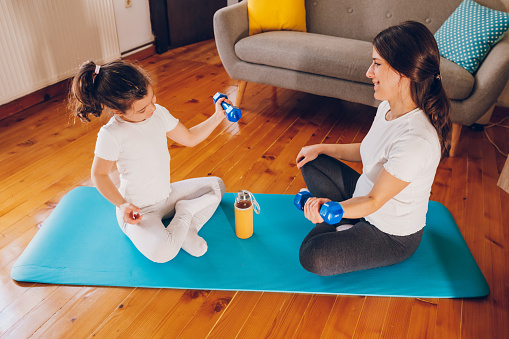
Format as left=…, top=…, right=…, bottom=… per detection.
left=181, top=230, right=208, bottom=257
left=175, top=192, right=220, bottom=257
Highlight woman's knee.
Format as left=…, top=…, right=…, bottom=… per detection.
left=300, top=154, right=330, bottom=177
left=299, top=241, right=334, bottom=276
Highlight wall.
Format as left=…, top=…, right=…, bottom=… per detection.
left=112, top=0, right=234, bottom=54
left=0, top=0, right=120, bottom=106
left=112, top=0, right=154, bottom=54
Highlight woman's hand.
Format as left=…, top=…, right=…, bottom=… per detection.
left=119, top=202, right=142, bottom=225
left=296, top=144, right=322, bottom=169
left=304, top=197, right=331, bottom=224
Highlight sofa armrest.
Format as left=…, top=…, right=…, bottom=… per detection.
left=459, top=35, right=509, bottom=125
left=213, top=1, right=249, bottom=78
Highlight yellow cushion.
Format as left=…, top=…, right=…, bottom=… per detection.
left=248, top=0, right=307, bottom=35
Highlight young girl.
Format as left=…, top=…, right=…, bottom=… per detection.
left=296, top=21, right=451, bottom=276
left=70, top=60, right=228, bottom=263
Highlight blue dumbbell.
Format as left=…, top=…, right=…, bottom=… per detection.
left=213, top=92, right=242, bottom=122
left=294, top=190, right=313, bottom=210
left=294, top=190, right=344, bottom=225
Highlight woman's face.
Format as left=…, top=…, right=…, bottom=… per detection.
left=119, top=85, right=157, bottom=123
left=366, top=48, right=404, bottom=102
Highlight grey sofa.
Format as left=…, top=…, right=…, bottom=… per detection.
left=213, top=0, right=509, bottom=156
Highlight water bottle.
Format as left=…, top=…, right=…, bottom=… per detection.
left=234, top=190, right=260, bottom=239
left=294, top=189, right=344, bottom=225
left=213, top=92, right=242, bottom=122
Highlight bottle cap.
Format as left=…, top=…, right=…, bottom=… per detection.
left=237, top=190, right=261, bottom=214
left=237, top=190, right=250, bottom=201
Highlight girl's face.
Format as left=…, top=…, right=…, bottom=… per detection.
left=366, top=48, right=405, bottom=102
left=118, top=86, right=157, bottom=123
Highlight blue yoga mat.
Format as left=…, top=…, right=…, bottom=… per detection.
left=11, top=187, right=489, bottom=298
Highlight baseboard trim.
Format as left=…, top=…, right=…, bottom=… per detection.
left=122, top=44, right=156, bottom=62
left=0, top=79, right=72, bottom=121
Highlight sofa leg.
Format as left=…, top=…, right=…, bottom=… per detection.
left=450, top=122, right=462, bottom=157
left=236, top=81, right=247, bottom=107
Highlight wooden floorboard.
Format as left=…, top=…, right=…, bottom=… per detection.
left=0, top=39, right=508, bottom=338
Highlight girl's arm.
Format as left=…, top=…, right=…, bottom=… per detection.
left=91, top=156, right=141, bottom=224
left=304, top=168, right=410, bottom=223
left=166, top=98, right=228, bottom=147
left=296, top=143, right=362, bottom=169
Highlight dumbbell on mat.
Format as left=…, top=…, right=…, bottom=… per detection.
left=213, top=92, right=242, bottom=122
left=294, top=189, right=344, bottom=225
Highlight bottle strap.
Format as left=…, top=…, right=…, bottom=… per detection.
left=245, top=190, right=261, bottom=214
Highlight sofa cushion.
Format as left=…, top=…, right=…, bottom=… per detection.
left=303, top=0, right=463, bottom=42
left=248, top=0, right=307, bottom=36
left=236, top=31, right=373, bottom=85
left=235, top=31, right=475, bottom=100
left=434, top=0, right=509, bottom=73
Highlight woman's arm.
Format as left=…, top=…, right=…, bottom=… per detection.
left=296, top=143, right=361, bottom=168
left=166, top=98, right=228, bottom=147
left=341, top=168, right=409, bottom=218
left=91, top=156, right=141, bottom=224
left=304, top=168, right=410, bottom=223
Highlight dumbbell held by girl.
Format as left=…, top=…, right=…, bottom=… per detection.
left=213, top=92, right=241, bottom=122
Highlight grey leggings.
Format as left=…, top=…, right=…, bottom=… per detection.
left=299, top=155, right=423, bottom=276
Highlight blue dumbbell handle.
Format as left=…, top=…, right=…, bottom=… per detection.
left=294, top=190, right=344, bottom=225
left=213, top=92, right=241, bottom=122
left=221, top=101, right=234, bottom=113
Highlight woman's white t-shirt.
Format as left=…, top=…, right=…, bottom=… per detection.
left=94, top=104, right=179, bottom=208
left=352, top=101, right=441, bottom=236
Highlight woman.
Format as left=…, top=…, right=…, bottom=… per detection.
left=296, top=21, right=451, bottom=276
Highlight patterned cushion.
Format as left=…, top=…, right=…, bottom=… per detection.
left=434, top=0, right=509, bottom=73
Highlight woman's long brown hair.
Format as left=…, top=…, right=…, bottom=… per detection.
left=373, top=21, right=452, bottom=158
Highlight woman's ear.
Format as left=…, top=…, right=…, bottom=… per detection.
left=398, top=74, right=411, bottom=88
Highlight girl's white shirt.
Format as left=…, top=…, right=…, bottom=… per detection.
left=94, top=104, right=179, bottom=208
left=353, top=101, right=441, bottom=236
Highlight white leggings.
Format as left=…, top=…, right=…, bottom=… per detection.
left=116, top=176, right=225, bottom=263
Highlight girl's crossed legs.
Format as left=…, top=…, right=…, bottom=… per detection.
left=117, top=176, right=225, bottom=263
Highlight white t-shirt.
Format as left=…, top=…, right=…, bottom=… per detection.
left=353, top=101, right=441, bottom=236
left=94, top=104, right=179, bottom=207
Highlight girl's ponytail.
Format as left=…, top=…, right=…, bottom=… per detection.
left=69, top=61, right=103, bottom=122
left=69, top=60, right=151, bottom=122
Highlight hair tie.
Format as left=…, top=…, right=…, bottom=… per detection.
left=94, top=65, right=101, bottom=75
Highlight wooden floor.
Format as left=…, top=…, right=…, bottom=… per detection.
left=1, top=40, right=508, bottom=338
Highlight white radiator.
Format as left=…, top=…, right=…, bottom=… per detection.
left=0, top=0, right=121, bottom=106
